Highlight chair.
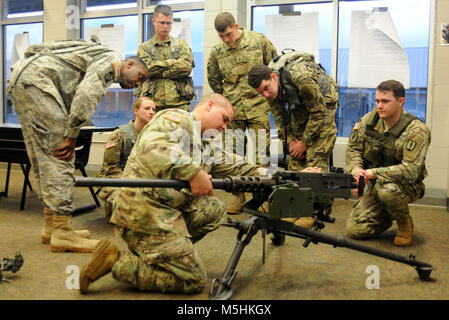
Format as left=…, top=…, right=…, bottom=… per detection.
left=0, top=126, right=33, bottom=210
left=73, top=129, right=102, bottom=216
left=0, top=125, right=101, bottom=213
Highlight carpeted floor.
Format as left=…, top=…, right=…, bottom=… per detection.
left=1, top=167, right=448, bottom=301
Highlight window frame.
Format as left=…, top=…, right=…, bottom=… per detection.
left=248, top=0, right=436, bottom=139
left=0, top=0, right=43, bottom=122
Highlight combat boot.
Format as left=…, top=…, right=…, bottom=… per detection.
left=79, top=238, right=120, bottom=294
left=394, top=215, right=414, bottom=247
left=50, top=214, right=99, bottom=253
left=41, top=208, right=91, bottom=244
left=227, top=193, right=246, bottom=215
left=294, top=216, right=316, bottom=229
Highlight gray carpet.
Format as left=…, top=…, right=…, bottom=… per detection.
left=1, top=167, right=448, bottom=300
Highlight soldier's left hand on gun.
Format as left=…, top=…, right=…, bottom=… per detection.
left=53, top=137, right=76, bottom=161
left=289, top=138, right=307, bottom=160
left=189, top=169, right=214, bottom=197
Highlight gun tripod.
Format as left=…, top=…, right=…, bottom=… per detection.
left=209, top=215, right=433, bottom=300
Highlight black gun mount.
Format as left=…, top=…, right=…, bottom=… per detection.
left=74, top=168, right=433, bottom=300
left=1, top=252, right=24, bottom=283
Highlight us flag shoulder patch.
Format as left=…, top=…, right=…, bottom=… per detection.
left=164, top=113, right=182, bottom=123
left=105, top=140, right=117, bottom=149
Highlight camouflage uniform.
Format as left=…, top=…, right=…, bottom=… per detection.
left=345, top=108, right=431, bottom=239
left=7, top=40, right=122, bottom=215
left=110, top=109, right=260, bottom=293
left=268, top=52, right=338, bottom=171
left=137, top=36, right=195, bottom=111
left=207, top=29, right=277, bottom=164
left=96, top=120, right=138, bottom=220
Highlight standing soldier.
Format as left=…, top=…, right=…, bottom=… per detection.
left=345, top=80, right=431, bottom=247
left=207, top=12, right=277, bottom=214
left=96, top=97, right=156, bottom=222
left=7, top=38, right=149, bottom=253
left=136, top=4, right=195, bottom=111
left=248, top=51, right=339, bottom=227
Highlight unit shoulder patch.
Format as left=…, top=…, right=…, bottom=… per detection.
left=406, top=139, right=417, bottom=152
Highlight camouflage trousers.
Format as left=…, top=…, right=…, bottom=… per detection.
left=112, top=195, right=227, bottom=293
left=288, top=133, right=336, bottom=172
left=346, top=180, right=424, bottom=239
left=10, top=81, right=75, bottom=215
left=228, top=115, right=271, bottom=166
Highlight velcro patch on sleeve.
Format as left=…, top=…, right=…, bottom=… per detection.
left=163, top=113, right=182, bottom=123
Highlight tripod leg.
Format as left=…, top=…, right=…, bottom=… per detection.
left=209, top=219, right=260, bottom=300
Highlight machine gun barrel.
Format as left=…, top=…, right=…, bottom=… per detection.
left=74, top=176, right=274, bottom=193
left=75, top=169, right=361, bottom=198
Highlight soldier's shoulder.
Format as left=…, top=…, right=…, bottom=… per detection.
left=152, top=109, right=192, bottom=127
left=407, top=117, right=430, bottom=136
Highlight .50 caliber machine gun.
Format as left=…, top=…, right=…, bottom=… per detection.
left=75, top=168, right=433, bottom=300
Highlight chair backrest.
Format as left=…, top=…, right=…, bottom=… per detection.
left=0, top=126, right=30, bottom=165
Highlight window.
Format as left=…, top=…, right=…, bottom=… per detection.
left=145, top=0, right=203, bottom=5
left=4, top=0, right=43, bottom=18
left=251, top=0, right=431, bottom=138
left=336, top=0, right=431, bottom=137
left=82, top=15, right=139, bottom=128
left=143, top=9, right=205, bottom=110
left=3, top=23, right=43, bottom=124
left=85, top=0, right=137, bottom=12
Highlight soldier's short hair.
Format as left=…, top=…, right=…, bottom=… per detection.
left=154, top=4, right=173, bottom=18
left=377, top=80, right=405, bottom=99
left=124, top=56, right=148, bottom=71
left=214, top=12, right=235, bottom=33
left=133, top=96, right=154, bottom=110
left=197, top=93, right=232, bottom=110
left=248, top=65, right=273, bottom=89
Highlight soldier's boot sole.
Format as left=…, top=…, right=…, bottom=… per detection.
left=394, top=215, right=414, bottom=247
left=227, top=194, right=246, bottom=215
left=79, top=238, right=119, bottom=294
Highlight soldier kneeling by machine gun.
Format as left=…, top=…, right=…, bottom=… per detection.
left=74, top=167, right=433, bottom=300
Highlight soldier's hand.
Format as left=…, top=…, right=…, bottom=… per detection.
left=189, top=170, right=214, bottom=197
left=53, top=137, right=76, bottom=161
left=289, top=139, right=307, bottom=160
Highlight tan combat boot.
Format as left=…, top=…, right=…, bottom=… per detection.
left=41, top=208, right=91, bottom=244
left=79, top=238, right=120, bottom=294
left=50, top=214, right=99, bottom=253
left=227, top=193, right=246, bottom=215
left=394, top=215, right=414, bottom=247
left=295, top=216, right=316, bottom=229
